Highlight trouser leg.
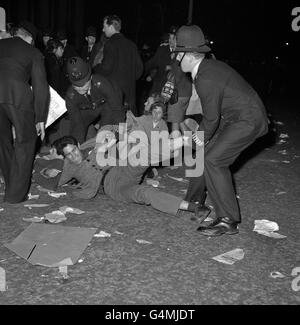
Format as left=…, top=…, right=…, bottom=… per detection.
left=203, top=121, right=258, bottom=222
left=1, top=105, right=37, bottom=203
left=122, top=184, right=182, bottom=216
left=0, top=105, right=14, bottom=189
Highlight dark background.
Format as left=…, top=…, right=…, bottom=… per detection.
left=1, top=0, right=299, bottom=97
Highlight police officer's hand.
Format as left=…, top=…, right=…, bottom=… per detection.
left=36, top=122, right=45, bottom=141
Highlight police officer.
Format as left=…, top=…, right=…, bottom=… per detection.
left=0, top=20, right=49, bottom=203
left=173, top=25, right=269, bottom=236
left=65, top=56, right=126, bottom=144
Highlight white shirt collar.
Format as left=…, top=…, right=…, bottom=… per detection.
left=191, top=58, right=204, bottom=80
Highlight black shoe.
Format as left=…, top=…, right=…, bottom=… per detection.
left=197, top=217, right=239, bottom=236
left=191, top=204, right=211, bottom=223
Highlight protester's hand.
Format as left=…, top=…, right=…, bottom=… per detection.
left=36, top=122, right=45, bottom=141
left=95, top=130, right=117, bottom=153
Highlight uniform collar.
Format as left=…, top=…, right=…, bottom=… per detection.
left=192, top=57, right=204, bottom=81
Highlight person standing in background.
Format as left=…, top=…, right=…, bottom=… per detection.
left=94, top=15, right=143, bottom=116
left=0, top=21, right=49, bottom=203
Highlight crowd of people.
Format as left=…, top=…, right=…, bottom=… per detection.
left=0, top=15, right=269, bottom=237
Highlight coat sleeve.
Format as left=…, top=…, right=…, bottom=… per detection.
left=31, top=51, right=50, bottom=123
left=134, top=45, right=144, bottom=80
left=65, top=91, right=86, bottom=144
left=195, top=77, right=223, bottom=142
left=93, top=41, right=115, bottom=76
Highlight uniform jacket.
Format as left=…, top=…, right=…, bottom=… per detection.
left=194, top=59, right=269, bottom=142
left=65, top=73, right=125, bottom=143
left=94, top=33, right=143, bottom=109
left=0, top=37, right=49, bottom=123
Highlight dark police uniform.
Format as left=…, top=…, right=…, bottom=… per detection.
left=0, top=36, right=49, bottom=203
left=65, top=73, right=126, bottom=144
left=186, top=58, right=269, bottom=223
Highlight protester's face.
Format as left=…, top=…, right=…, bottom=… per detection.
left=103, top=20, right=113, bottom=38
left=55, top=46, right=64, bottom=58
left=43, top=36, right=51, bottom=46
left=144, top=96, right=155, bottom=112
left=86, top=36, right=96, bottom=46
left=152, top=107, right=163, bottom=123
left=73, top=80, right=91, bottom=95
left=63, top=144, right=83, bottom=165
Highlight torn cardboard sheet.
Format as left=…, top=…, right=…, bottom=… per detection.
left=212, top=249, right=245, bottom=265
left=4, top=224, right=96, bottom=267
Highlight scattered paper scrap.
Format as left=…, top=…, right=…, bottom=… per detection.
left=0, top=267, right=6, bottom=292
left=212, top=249, right=245, bottom=265
left=136, top=239, right=152, bottom=245
left=78, top=259, right=84, bottom=263
left=180, top=189, right=187, bottom=194
left=23, top=216, right=45, bottom=223
left=282, top=161, right=290, bottom=164
left=0, top=208, right=4, bottom=212
left=44, top=211, right=67, bottom=224
left=146, top=179, right=160, bottom=187
left=253, top=220, right=287, bottom=239
left=0, top=177, right=4, bottom=184
left=58, top=266, right=69, bottom=279
left=114, top=231, right=124, bottom=235
left=279, top=133, right=289, bottom=139
left=270, top=271, right=286, bottom=279
left=94, top=231, right=111, bottom=238
left=276, top=191, right=287, bottom=195
left=24, top=204, right=50, bottom=209
left=48, top=192, right=67, bottom=199
left=59, top=206, right=85, bottom=215
left=28, top=193, right=40, bottom=200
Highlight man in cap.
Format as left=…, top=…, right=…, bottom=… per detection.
left=0, top=20, right=50, bottom=203
left=80, top=26, right=100, bottom=65
left=173, top=25, right=269, bottom=236
left=57, top=28, right=77, bottom=62
left=65, top=56, right=126, bottom=144
left=94, top=15, right=143, bottom=116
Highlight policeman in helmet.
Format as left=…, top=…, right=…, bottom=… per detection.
left=173, top=25, right=269, bottom=236
left=65, top=56, right=126, bottom=144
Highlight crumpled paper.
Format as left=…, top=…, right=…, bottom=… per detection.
left=253, top=220, right=287, bottom=239
left=59, top=206, right=85, bottom=215
left=44, top=211, right=67, bottom=224
left=48, top=192, right=67, bottom=199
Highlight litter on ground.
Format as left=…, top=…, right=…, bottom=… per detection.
left=48, top=192, right=67, bottom=199
left=212, top=249, right=245, bottom=265
left=59, top=206, right=85, bottom=215
left=94, top=231, right=111, bottom=238
left=253, top=220, right=287, bottom=239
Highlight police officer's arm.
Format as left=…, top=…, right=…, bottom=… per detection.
left=65, top=91, right=86, bottom=144
left=195, top=78, right=222, bottom=142
left=31, top=51, right=50, bottom=123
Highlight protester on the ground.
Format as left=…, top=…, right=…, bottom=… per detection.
left=173, top=25, right=269, bottom=236
left=94, top=15, right=143, bottom=116
left=52, top=128, right=207, bottom=219
left=65, top=56, right=126, bottom=144
left=0, top=20, right=49, bottom=203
